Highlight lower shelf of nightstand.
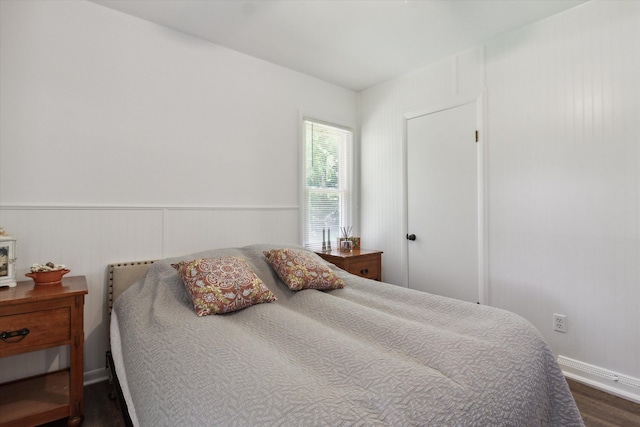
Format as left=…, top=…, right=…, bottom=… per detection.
left=0, top=369, right=70, bottom=427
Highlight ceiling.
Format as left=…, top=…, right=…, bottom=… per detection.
left=90, top=0, right=588, bottom=92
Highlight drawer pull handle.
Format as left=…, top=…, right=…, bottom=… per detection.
left=360, top=268, right=369, bottom=275
left=1, top=328, right=30, bottom=343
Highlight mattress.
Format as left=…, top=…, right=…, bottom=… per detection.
left=111, top=244, right=583, bottom=426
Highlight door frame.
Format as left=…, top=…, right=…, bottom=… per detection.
left=402, top=92, right=488, bottom=304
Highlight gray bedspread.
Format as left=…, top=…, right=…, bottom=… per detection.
left=113, top=244, right=583, bottom=426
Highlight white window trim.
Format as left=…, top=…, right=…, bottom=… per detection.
left=299, top=115, right=357, bottom=249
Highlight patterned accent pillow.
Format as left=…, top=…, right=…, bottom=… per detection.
left=263, top=248, right=345, bottom=291
left=172, top=256, right=277, bottom=316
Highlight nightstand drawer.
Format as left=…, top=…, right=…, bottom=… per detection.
left=316, top=249, right=383, bottom=281
left=346, top=258, right=380, bottom=280
left=0, top=307, right=70, bottom=355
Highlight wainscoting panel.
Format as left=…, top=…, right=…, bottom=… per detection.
left=485, top=0, right=640, bottom=385
left=0, top=207, right=165, bottom=384
left=0, top=205, right=299, bottom=384
left=163, top=207, right=299, bottom=257
left=359, top=48, right=485, bottom=287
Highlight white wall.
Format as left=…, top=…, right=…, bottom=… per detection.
left=485, top=0, right=640, bottom=399
left=360, top=0, right=640, bottom=400
left=0, top=0, right=357, bottom=383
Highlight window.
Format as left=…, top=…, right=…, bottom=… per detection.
left=302, top=119, right=353, bottom=249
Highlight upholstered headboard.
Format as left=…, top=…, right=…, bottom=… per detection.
left=108, top=260, right=156, bottom=314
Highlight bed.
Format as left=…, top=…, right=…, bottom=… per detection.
left=109, top=243, right=584, bottom=426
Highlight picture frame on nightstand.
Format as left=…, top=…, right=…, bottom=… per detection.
left=0, top=234, right=17, bottom=288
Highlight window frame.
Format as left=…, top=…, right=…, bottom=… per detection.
left=300, top=117, right=355, bottom=250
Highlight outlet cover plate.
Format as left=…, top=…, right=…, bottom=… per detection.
left=553, top=313, right=566, bottom=333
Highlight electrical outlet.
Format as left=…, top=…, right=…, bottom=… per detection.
left=553, top=314, right=566, bottom=333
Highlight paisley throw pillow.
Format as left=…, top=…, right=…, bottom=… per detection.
left=173, top=256, right=276, bottom=316
left=263, top=248, right=345, bottom=291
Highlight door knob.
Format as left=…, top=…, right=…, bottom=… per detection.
left=406, top=234, right=416, bottom=241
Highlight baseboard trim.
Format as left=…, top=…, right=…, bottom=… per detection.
left=559, top=355, right=640, bottom=404
left=84, top=367, right=109, bottom=386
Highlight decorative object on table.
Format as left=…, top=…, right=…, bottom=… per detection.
left=322, top=228, right=326, bottom=252
left=0, top=228, right=17, bottom=288
left=26, top=262, right=70, bottom=286
left=340, top=226, right=353, bottom=253
left=338, top=236, right=361, bottom=250
left=321, top=228, right=332, bottom=252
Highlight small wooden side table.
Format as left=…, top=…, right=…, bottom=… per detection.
left=0, top=276, right=88, bottom=427
left=316, top=248, right=383, bottom=281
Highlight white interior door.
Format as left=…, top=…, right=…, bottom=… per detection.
left=406, top=102, right=479, bottom=303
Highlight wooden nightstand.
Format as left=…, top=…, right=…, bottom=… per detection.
left=317, top=249, right=383, bottom=281
left=0, top=276, right=88, bottom=427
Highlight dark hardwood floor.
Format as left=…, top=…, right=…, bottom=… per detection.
left=38, top=378, right=640, bottom=426
left=39, top=380, right=126, bottom=427
left=568, top=379, right=640, bottom=427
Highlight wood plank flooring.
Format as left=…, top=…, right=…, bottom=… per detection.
left=39, top=380, right=125, bottom=427
left=568, top=379, right=640, bottom=427
left=37, top=379, right=640, bottom=426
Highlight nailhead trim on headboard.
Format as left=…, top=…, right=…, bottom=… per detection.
left=107, top=260, right=156, bottom=315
